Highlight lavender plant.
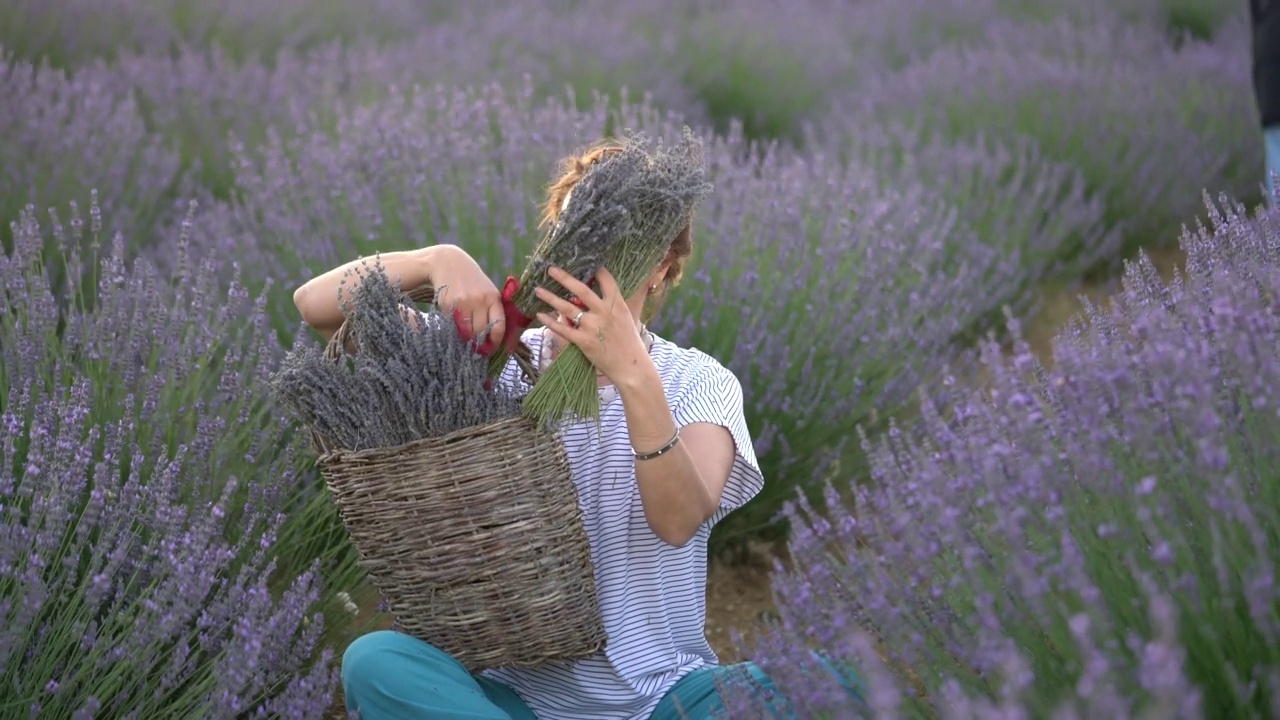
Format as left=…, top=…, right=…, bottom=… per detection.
left=723, top=193, right=1280, bottom=717
left=270, top=257, right=524, bottom=451
left=665, top=0, right=1008, bottom=141
left=827, top=122, right=1118, bottom=323
left=839, top=0, right=1006, bottom=72
left=652, top=136, right=1086, bottom=548
left=437, top=1, right=704, bottom=123
left=1, top=200, right=343, bottom=717
left=0, top=50, right=191, bottom=254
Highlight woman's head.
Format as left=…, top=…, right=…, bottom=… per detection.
left=541, top=141, right=694, bottom=318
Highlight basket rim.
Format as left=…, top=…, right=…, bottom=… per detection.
left=314, top=414, right=560, bottom=464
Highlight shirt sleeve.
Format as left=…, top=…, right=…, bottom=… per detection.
left=669, top=361, right=765, bottom=527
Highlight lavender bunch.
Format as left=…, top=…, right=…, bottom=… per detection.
left=516, top=126, right=714, bottom=426
left=272, top=257, right=523, bottom=452
left=478, top=130, right=651, bottom=385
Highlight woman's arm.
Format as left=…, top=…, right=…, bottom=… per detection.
left=292, top=245, right=506, bottom=345
left=530, top=265, right=737, bottom=546
left=614, top=364, right=736, bottom=547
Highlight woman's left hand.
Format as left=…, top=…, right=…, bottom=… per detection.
left=534, top=266, right=652, bottom=382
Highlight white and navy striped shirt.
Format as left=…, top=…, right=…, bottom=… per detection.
left=478, top=327, right=765, bottom=719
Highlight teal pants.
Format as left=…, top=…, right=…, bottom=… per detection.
left=341, top=630, right=776, bottom=719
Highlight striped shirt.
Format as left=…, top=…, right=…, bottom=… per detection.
left=478, top=327, right=765, bottom=719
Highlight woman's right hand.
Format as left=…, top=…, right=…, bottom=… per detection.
left=427, top=245, right=507, bottom=350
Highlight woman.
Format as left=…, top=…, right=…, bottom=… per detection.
left=292, top=142, right=776, bottom=719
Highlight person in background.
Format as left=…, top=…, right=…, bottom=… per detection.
left=1252, top=0, right=1280, bottom=202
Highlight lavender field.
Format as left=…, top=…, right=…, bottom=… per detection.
left=1, top=0, right=1276, bottom=717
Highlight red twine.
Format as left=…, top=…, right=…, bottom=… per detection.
left=452, top=274, right=599, bottom=359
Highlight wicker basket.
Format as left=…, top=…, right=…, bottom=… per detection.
left=310, top=284, right=606, bottom=671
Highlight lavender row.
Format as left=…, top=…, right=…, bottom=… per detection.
left=720, top=194, right=1280, bottom=717
left=4, top=0, right=1251, bottom=226
left=1, top=0, right=1242, bottom=77
left=0, top=201, right=355, bottom=716
left=812, top=14, right=1258, bottom=260
left=1, top=3, right=1252, bottom=254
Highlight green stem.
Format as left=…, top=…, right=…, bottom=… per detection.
left=520, top=344, right=602, bottom=426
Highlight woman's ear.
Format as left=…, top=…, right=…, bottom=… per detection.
left=655, top=259, right=673, bottom=285
left=646, top=266, right=669, bottom=294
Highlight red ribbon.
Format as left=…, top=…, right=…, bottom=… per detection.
left=453, top=275, right=534, bottom=357
left=568, top=277, right=597, bottom=312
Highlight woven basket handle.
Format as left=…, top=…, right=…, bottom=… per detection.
left=310, top=282, right=540, bottom=455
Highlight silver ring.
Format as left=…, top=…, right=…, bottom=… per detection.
left=571, top=309, right=586, bottom=327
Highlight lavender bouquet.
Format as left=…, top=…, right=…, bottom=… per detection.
left=498, top=126, right=713, bottom=426
left=271, top=257, right=524, bottom=451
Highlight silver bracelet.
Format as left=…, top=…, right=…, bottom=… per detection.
left=634, top=429, right=681, bottom=461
